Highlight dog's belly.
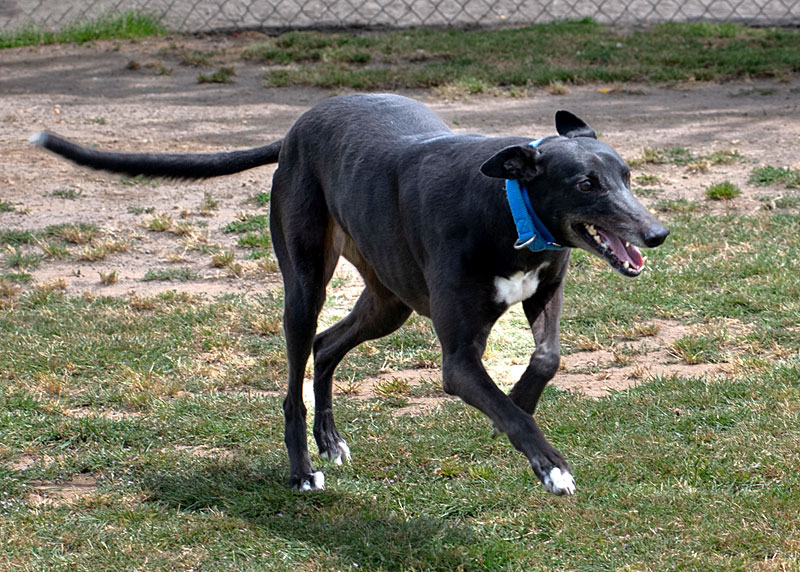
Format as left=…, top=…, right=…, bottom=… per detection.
left=493, top=263, right=549, bottom=306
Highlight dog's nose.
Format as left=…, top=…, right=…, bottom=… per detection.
left=643, top=225, right=670, bottom=248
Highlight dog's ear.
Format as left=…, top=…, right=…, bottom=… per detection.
left=555, top=110, right=597, bottom=139
left=480, top=145, right=539, bottom=180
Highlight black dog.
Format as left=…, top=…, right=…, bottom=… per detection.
left=31, top=94, right=668, bottom=495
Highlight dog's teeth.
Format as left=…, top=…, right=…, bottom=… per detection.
left=593, top=234, right=602, bottom=243
left=623, top=261, right=630, bottom=269
left=587, top=224, right=598, bottom=236
left=625, top=241, right=630, bottom=247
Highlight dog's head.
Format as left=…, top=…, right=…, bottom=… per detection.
left=480, top=111, right=669, bottom=277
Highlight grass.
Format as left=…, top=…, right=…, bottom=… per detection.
left=0, top=11, right=165, bottom=49
left=245, top=20, right=800, bottom=90
left=49, top=188, right=83, bottom=200
left=197, top=66, right=236, bottom=84
left=3, top=204, right=800, bottom=569
left=706, top=181, right=742, bottom=200
left=629, top=147, right=742, bottom=168
left=0, top=268, right=799, bottom=569
left=142, top=267, right=199, bottom=282
left=750, top=166, right=800, bottom=189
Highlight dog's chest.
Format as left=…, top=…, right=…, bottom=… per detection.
left=493, top=263, right=549, bottom=306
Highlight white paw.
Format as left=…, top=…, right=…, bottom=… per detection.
left=320, top=440, right=351, bottom=465
left=300, top=471, right=325, bottom=491
left=543, top=467, right=576, bottom=495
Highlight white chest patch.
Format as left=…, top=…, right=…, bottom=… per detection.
left=493, top=264, right=549, bottom=307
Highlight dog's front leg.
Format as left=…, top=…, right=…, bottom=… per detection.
left=508, top=281, right=565, bottom=415
left=434, top=298, right=575, bottom=495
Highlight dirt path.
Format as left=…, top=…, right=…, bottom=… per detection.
left=1, top=36, right=799, bottom=397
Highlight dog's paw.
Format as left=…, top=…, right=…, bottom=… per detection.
left=542, top=467, right=576, bottom=496
left=320, top=440, right=351, bottom=465
left=290, top=471, right=326, bottom=492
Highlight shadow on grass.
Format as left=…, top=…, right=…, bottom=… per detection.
left=142, top=459, right=481, bottom=571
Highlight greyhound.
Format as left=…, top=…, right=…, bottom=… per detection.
left=31, top=94, right=669, bottom=495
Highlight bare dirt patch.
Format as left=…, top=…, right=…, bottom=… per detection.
left=27, top=473, right=98, bottom=506
left=2, top=37, right=799, bottom=398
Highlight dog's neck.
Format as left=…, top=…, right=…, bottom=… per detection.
left=504, top=138, right=564, bottom=253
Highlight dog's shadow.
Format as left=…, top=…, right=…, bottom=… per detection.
left=143, top=458, right=478, bottom=570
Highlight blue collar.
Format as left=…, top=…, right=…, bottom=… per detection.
left=504, top=138, right=564, bottom=252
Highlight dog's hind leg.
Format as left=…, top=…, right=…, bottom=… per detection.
left=312, top=261, right=412, bottom=465
left=271, top=179, right=334, bottom=491
left=508, top=282, right=565, bottom=415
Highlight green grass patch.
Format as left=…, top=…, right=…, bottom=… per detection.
left=244, top=20, right=800, bottom=89
left=4, top=205, right=800, bottom=568
left=706, top=181, right=742, bottom=200
left=237, top=232, right=272, bottom=250
left=750, top=166, right=800, bottom=189
left=250, top=192, right=270, bottom=207
left=197, top=66, right=236, bottom=84
left=224, top=214, right=269, bottom=234
left=630, top=147, right=742, bottom=168
left=49, top=188, right=83, bottom=200
left=0, top=230, right=36, bottom=246
left=0, top=200, right=15, bottom=212
left=653, top=198, right=703, bottom=213
left=0, top=11, right=166, bottom=49
left=142, top=267, right=199, bottom=282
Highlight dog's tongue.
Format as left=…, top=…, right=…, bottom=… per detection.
left=598, top=229, right=644, bottom=270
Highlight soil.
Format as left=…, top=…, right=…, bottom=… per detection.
left=2, top=35, right=799, bottom=402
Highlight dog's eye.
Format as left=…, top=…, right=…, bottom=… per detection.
left=577, top=180, right=593, bottom=192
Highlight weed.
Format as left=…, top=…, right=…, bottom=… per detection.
left=619, top=322, right=661, bottom=340
left=127, top=205, right=155, bottom=215
left=750, top=166, right=800, bottom=189
left=199, top=192, right=219, bottom=216
left=198, top=66, right=236, bottom=84
left=142, top=267, right=198, bottom=282
left=547, top=80, right=570, bottom=95
left=251, top=191, right=270, bottom=207
left=374, top=376, right=411, bottom=398
left=4, top=246, right=42, bottom=270
left=50, top=188, right=83, bottom=200
left=38, top=240, right=70, bottom=259
left=78, top=240, right=129, bottom=261
left=0, top=230, right=35, bottom=246
left=654, top=198, right=702, bottom=213
left=669, top=333, right=726, bottom=364
left=237, top=233, right=271, bottom=250
left=633, top=187, right=664, bottom=198
left=0, top=200, right=16, bottom=212
left=634, top=174, right=661, bottom=185
left=224, top=214, right=269, bottom=234
left=0, top=272, right=31, bottom=283
left=178, top=48, right=216, bottom=67
left=706, top=181, right=742, bottom=201
left=45, top=223, right=99, bottom=245
left=99, top=270, right=118, bottom=285
left=335, top=375, right=362, bottom=395
left=210, top=250, right=235, bottom=268
left=146, top=214, right=173, bottom=232
left=121, top=175, right=159, bottom=186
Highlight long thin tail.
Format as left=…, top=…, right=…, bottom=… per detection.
left=29, top=132, right=282, bottom=179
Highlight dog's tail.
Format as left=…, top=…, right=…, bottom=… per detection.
left=29, top=132, right=282, bottom=179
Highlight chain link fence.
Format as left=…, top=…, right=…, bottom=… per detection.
left=2, top=0, right=799, bottom=33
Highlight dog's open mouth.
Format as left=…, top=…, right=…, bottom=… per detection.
left=575, top=223, right=644, bottom=277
